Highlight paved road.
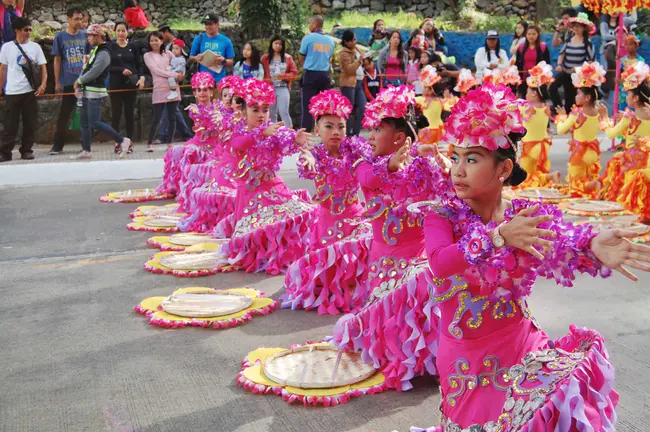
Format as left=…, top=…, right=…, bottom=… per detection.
left=1, top=170, right=650, bottom=432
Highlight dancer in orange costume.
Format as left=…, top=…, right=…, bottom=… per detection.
left=415, top=66, right=454, bottom=145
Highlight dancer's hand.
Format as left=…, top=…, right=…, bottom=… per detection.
left=418, top=144, right=451, bottom=172
left=555, top=106, right=567, bottom=117
left=295, top=128, right=312, bottom=146
left=590, top=228, right=650, bottom=281
left=388, top=138, right=412, bottom=172
left=299, top=149, right=316, bottom=172
left=263, top=122, right=284, bottom=137
left=499, top=205, right=557, bottom=260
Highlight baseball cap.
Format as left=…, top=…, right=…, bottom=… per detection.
left=486, top=30, right=499, bottom=39
left=201, top=13, right=219, bottom=24
left=173, top=39, right=185, bottom=48
left=86, top=24, right=104, bottom=36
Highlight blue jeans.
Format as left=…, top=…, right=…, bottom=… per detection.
left=158, top=105, right=192, bottom=141
left=340, top=80, right=367, bottom=136
left=80, top=97, right=124, bottom=152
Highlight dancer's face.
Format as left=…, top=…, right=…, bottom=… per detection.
left=315, top=115, right=346, bottom=151
left=221, top=88, right=232, bottom=106
left=246, top=105, right=270, bottom=129
left=450, top=147, right=512, bottom=200
left=194, top=87, right=212, bottom=105
left=575, top=90, right=586, bottom=107
left=626, top=91, right=639, bottom=109
left=368, top=121, right=405, bottom=157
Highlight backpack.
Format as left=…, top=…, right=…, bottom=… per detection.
left=14, top=41, right=41, bottom=90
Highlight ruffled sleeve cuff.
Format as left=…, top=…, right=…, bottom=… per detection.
left=458, top=222, right=497, bottom=265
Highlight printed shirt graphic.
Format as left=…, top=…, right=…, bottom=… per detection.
left=190, top=33, right=234, bottom=82
left=52, top=31, right=88, bottom=86
left=0, top=41, right=46, bottom=95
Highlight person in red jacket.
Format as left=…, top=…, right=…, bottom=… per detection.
left=124, top=0, right=149, bottom=30
left=260, top=36, right=298, bottom=127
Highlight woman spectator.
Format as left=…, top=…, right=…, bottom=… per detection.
left=368, top=19, right=388, bottom=59
left=109, top=22, right=144, bottom=154
left=261, top=35, right=297, bottom=126
left=514, top=24, right=550, bottom=97
left=474, top=30, right=509, bottom=83
left=599, top=14, right=618, bottom=68
left=143, top=31, right=182, bottom=152
left=338, top=30, right=367, bottom=136
left=510, top=20, right=528, bottom=55
left=123, top=0, right=149, bottom=30
left=234, top=42, right=264, bottom=79
left=377, top=30, right=407, bottom=87
left=420, top=18, right=447, bottom=55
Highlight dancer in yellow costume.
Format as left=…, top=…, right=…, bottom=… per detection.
left=519, top=61, right=561, bottom=187
left=416, top=66, right=454, bottom=144
left=555, top=62, right=607, bottom=197
left=599, top=62, right=650, bottom=203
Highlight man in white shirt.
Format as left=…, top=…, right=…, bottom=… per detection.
left=0, top=16, right=47, bottom=162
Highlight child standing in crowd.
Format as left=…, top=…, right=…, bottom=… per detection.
left=362, top=57, right=382, bottom=102
left=234, top=42, right=264, bottom=80
left=368, top=19, right=388, bottom=60
left=420, top=49, right=433, bottom=69
left=167, top=39, right=186, bottom=100
left=406, top=46, right=422, bottom=95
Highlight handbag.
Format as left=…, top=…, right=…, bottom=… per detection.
left=14, top=40, right=42, bottom=90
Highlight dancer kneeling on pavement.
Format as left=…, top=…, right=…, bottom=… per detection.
left=73, top=24, right=132, bottom=160
left=330, top=85, right=451, bottom=391
left=212, top=79, right=315, bottom=275
left=282, top=89, right=374, bottom=314
left=409, top=84, right=650, bottom=432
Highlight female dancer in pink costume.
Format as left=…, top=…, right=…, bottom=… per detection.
left=213, top=78, right=315, bottom=275
left=410, top=85, right=650, bottom=431
left=282, top=90, right=373, bottom=315
left=330, top=85, right=451, bottom=391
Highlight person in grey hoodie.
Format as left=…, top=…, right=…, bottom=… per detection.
left=72, top=24, right=131, bottom=159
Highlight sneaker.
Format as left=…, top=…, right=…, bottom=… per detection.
left=0, top=154, right=12, bottom=162
left=70, top=150, right=92, bottom=160
left=153, top=139, right=162, bottom=145
left=48, top=148, right=62, bottom=155
left=21, top=152, right=35, bottom=160
left=114, top=142, right=122, bottom=154
left=123, top=138, right=133, bottom=154
left=167, top=91, right=179, bottom=100
left=146, top=144, right=154, bottom=152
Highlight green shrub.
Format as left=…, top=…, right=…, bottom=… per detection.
left=240, top=0, right=282, bottom=39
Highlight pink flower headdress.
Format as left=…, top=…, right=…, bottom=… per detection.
left=419, top=65, right=442, bottom=88
left=241, top=79, right=276, bottom=107
left=526, top=61, right=555, bottom=88
left=309, top=89, right=353, bottom=120
left=362, top=85, right=416, bottom=129
left=454, top=69, right=479, bottom=94
left=191, top=72, right=216, bottom=89
left=622, top=61, right=650, bottom=91
left=218, top=75, right=244, bottom=92
left=571, top=62, right=606, bottom=88
left=442, top=85, right=524, bottom=151
left=496, top=65, right=522, bottom=86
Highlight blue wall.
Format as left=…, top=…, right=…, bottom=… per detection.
left=336, top=28, right=650, bottom=69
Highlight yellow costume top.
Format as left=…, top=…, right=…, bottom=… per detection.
left=556, top=108, right=600, bottom=141
left=604, top=110, right=650, bottom=148
left=415, top=97, right=443, bottom=129
left=520, top=104, right=550, bottom=142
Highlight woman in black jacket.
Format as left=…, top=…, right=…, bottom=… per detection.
left=109, top=21, right=144, bottom=154
left=513, top=24, right=551, bottom=98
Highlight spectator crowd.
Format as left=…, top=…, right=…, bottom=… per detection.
left=0, top=0, right=644, bottom=162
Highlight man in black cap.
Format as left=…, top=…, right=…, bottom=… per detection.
left=189, top=13, right=234, bottom=84
left=158, top=23, right=175, bottom=51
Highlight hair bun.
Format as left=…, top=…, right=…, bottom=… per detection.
left=508, top=162, right=528, bottom=187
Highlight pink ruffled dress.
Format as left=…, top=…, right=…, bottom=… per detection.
left=330, top=154, right=450, bottom=391
left=214, top=125, right=315, bottom=275
left=282, top=137, right=374, bottom=314
left=411, top=198, right=617, bottom=432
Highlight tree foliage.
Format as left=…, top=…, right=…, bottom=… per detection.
left=240, top=0, right=282, bottom=39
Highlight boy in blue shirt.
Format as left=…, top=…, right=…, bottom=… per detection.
left=189, top=13, right=234, bottom=84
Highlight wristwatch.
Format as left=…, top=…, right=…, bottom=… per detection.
left=491, top=223, right=505, bottom=249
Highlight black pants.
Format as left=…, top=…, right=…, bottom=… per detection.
left=148, top=101, right=178, bottom=145
left=110, top=90, right=136, bottom=139
left=2, top=92, right=37, bottom=158
left=550, top=71, right=576, bottom=114
left=300, top=70, right=331, bottom=131
left=52, top=85, right=77, bottom=151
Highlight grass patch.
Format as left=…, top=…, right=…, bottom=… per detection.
left=323, top=10, right=424, bottom=32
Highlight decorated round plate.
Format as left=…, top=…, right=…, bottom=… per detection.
left=142, top=214, right=185, bottom=228
left=99, top=189, right=174, bottom=203
left=237, top=343, right=387, bottom=407
left=559, top=200, right=631, bottom=217
left=144, top=243, right=235, bottom=276
left=161, top=289, right=253, bottom=317
left=169, top=233, right=225, bottom=246
left=511, top=187, right=572, bottom=201
left=134, top=287, right=279, bottom=329
left=578, top=216, right=650, bottom=243
left=127, top=216, right=180, bottom=233
left=130, top=203, right=180, bottom=218
left=264, top=345, right=376, bottom=389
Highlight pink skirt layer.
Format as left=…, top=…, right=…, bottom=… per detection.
left=177, top=182, right=236, bottom=233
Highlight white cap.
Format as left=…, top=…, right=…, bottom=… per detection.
left=486, top=30, right=499, bottom=38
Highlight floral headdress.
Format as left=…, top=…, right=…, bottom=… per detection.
left=309, top=89, right=353, bottom=120
left=454, top=69, right=479, bottom=94
left=218, top=75, right=244, bottom=93
left=442, top=85, right=524, bottom=151
left=526, top=61, right=554, bottom=89
left=241, top=79, right=276, bottom=107
left=419, top=65, right=442, bottom=88
left=496, top=65, right=522, bottom=86
left=191, top=72, right=216, bottom=89
left=622, top=61, right=650, bottom=91
left=362, top=85, right=416, bottom=129
left=571, top=62, right=606, bottom=88
left=567, top=12, right=596, bottom=35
